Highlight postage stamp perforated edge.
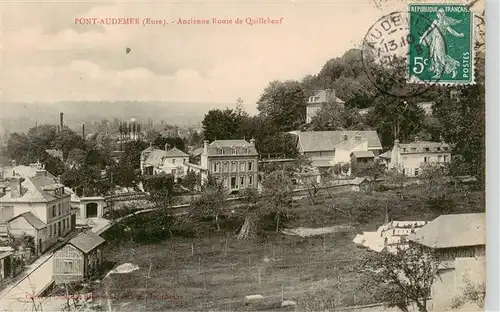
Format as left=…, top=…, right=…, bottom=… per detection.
left=406, top=3, right=476, bottom=86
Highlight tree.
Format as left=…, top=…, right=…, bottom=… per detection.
left=367, top=98, right=426, bottom=149
left=141, top=173, right=176, bottom=207
left=257, top=80, right=307, bottom=131
left=309, top=103, right=367, bottom=131
left=351, top=159, right=386, bottom=180
left=189, top=184, right=227, bottom=231
left=261, top=170, right=294, bottom=233
left=182, top=169, right=200, bottom=192
left=236, top=187, right=262, bottom=239
left=53, top=128, right=85, bottom=160
left=452, top=279, right=485, bottom=310
left=361, top=246, right=440, bottom=312
left=202, top=108, right=244, bottom=142
left=153, top=136, right=186, bottom=152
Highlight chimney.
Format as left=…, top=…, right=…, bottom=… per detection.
left=203, top=140, right=209, bottom=155
left=82, top=124, right=85, bottom=140
left=342, top=132, right=348, bottom=141
left=60, top=112, right=64, bottom=130
left=165, top=143, right=171, bottom=151
left=414, top=136, right=419, bottom=142
left=10, top=178, right=22, bottom=198
left=250, top=138, right=255, bottom=145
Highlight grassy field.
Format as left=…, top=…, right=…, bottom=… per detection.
left=98, top=230, right=372, bottom=311
left=95, top=184, right=484, bottom=311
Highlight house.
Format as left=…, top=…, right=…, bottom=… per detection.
left=353, top=220, right=428, bottom=253
left=388, top=138, right=451, bottom=177
left=306, top=89, right=345, bottom=123
left=200, top=139, right=259, bottom=191
left=296, top=131, right=382, bottom=173
left=140, top=143, right=204, bottom=181
left=0, top=173, right=76, bottom=255
left=408, top=213, right=485, bottom=311
left=53, top=231, right=106, bottom=284
left=190, top=147, right=204, bottom=165
left=0, top=249, right=13, bottom=281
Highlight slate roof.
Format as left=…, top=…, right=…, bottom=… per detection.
left=205, top=140, right=258, bottom=157
left=408, top=213, right=485, bottom=249
left=164, top=147, right=189, bottom=158
left=399, top=141, right=450, bottom=154
left=69, top=231, right=106, bottom=254
left=2, top=166, right=55, bottom=179
left=8, top=212, right=47, bottom=230
left=307, top=90, right=345, bottom=105
left=297, top=131, right=382, bottom=152
left=1, top=176, right=69, bottom=203
left=351, top=151, right=375, bottom=158
left=141, top=148, right=167, bottom=166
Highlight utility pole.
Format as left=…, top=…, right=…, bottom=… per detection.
left=144, top=262, right=152, bottom=312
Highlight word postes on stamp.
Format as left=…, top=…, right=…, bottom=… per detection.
left=408, top=4, right=474, bottom=85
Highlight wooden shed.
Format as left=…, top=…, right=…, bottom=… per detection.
left=53, top=231, right=106, bottom=284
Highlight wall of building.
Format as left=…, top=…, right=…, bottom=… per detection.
left=306, top=104, right=322, bottom=123
left=208, top=157, right=259, bottom=190
left=303, top=151, right=335, bottom=158
left=45, top=196, right=74, bottom=247
left=53, top=244, right=84, bottom=284
left=391, top=152, right=451, bottom=177
left=11, top=202, right=48, bottom=223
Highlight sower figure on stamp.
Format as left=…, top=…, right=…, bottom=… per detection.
left=419, top=8, right=465, bottom=79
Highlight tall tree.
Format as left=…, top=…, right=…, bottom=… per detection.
left=237, top=187, right=262, bottom=240
left=361, top=246, right=440, bottom=312
left=257, top=80, right=307, bottom=131
left=261, top=169, right=294, bottom=232
left=202, top=108, right=244, bottom=142
left=189, top=184, right=227, bottom=231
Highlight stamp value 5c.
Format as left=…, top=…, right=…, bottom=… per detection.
left=408, top=4, right=474, bottom=85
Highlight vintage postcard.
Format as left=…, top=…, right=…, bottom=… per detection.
left=0, top=0, right=490, bottom=311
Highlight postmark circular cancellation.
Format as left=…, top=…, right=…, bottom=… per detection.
left=361, top=4, right=474, bottom=98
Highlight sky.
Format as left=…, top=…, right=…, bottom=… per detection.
left=1, top=0, right=482, bottom=112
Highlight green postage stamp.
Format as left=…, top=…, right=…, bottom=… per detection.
left=408, top=4, right=474, bottom=84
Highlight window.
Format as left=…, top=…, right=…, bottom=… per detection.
left=437, top=147, right=441, bottom=151
left=444, top=155, right=448, bottom=162
left=248, top=161, right=253, bottom=171
left=248, top=175, right=253, bottom=185
left=437, top=155, right=442, bottom=162
left=223, top=162, right=228, bottom=172
left=240, top=162, right=245, bottom=172
left=172, top=159, right=176, bottom=164
left=52, top=205, right=56, bottom=218
left=425, top=147, right=430, bottom=152
left=49, top=225, right=52, bottom=237
left=414, top=168, right=419, bottom=176
left=214, top=162, right=220, bottom=173
left=444, top=146, right=449, bottom=151
left=403, top=148, right=407, bottom=152
left=240, top=176, right=245, bottom=186
left=231, top=162, right=237, bottom=172
left=63, top=260, right=74, bottom=273
left=231, top=148, right=236, bottom=155
left=424, top=157, right=428, bottom=163
left=58, top=204, right=61, bottom=216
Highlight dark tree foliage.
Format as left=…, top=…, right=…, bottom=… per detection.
left=202, top=108, right=245, bottom=142
left=153, top=136, right=187, bottom=152
left=141, top=173, right=176, bottom=207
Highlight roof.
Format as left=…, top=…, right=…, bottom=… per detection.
left=1, top=165, right=55, bottom=179
left=408, top=213, right=485, bottom=249
left=164, top=147, right=189, bottom=158
left=398, top=141, right=450, bottom=154
left=351, top=151, right=375, bottom=158
left=69, top=231, right=106, bottom=254
left=205, top=140, right=258, bottom=157
left=141, top=148, right=167, bottom=166
left=185, top=162, right=207, bottom=171
left=1, top=176, right=69, bottom=203
left=0, top=251, right=13, bottom=260
left=191, top=147, right=204, bottom=157
left=350, top=177, right=369, bottom=185
left=307, top=90, right=345, bottom=105
left=297, top=131, right=382, bottom=152
left=8, top=212, right=47, bottom=230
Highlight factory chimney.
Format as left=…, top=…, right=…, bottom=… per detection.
left=82, top=124, right=85, bottom=140
left=60, top=112, right=64, bottom=130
